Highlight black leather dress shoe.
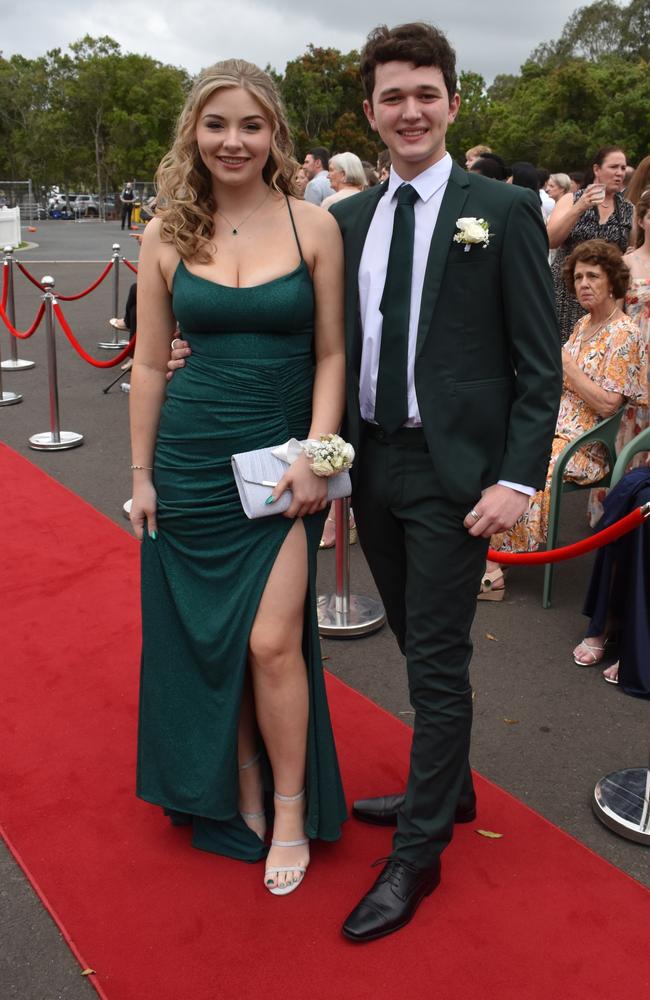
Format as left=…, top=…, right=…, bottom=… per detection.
left=342, top=858, right=441, bottom=942
left=352, top=792, right=476, bottom=826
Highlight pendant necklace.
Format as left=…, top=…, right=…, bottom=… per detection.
left=216, top=189, right=271, bottom=235
left=581, top=304, right=618, bottom=344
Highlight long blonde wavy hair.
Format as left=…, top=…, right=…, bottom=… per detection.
left=156, top=59, right=299, bottom=262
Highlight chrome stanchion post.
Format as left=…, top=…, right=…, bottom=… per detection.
left=98, top=244, right=127, bottom=349
left=335, top=498, right=350, bottom=615
left=318, top=497, right=385, bottom=638
left=1, top=245, right=35, bottom=371
left=593, top=742, right=650, bottom=846
left=0, top=321, right=23, bottom=405
left=28, top=277, right=83, bottom=451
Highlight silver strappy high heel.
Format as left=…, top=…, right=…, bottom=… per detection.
left=264, top=790, right=309, bottom=896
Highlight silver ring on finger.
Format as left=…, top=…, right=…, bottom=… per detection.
left=171, top=337, right=181, bottom=351
left=469, top=508, right=480, bottom=522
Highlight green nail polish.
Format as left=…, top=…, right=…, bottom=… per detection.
left=265, top=495, right=276, bottom=505
left=149, top=530, right=158, bottom=540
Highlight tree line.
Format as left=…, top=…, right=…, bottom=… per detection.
left=0, top=0, right=648, bottom=199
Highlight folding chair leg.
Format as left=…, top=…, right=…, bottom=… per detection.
left=542, top=562, right=553, bottom=609
left=543, top=487, right=561, bottom=609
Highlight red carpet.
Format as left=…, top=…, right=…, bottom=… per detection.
left=1, top=441, right=649, bottom=1000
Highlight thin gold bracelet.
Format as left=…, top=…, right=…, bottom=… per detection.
left=130, top=464, right=153, bottom=470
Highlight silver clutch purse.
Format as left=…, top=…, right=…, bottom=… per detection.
left=231, top=446, right=351, bottom=519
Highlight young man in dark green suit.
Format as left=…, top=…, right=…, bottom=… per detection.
left=329, top=23, right=562, bottom=942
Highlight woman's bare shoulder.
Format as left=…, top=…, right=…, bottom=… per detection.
left=139, top=218, right=181, bottom=287
left=140, top=216, right=163, bottom=244
left=289, top=196, right=339, bottom=234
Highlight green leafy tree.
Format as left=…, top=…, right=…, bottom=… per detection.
left=0, top=53, right=68, bottom=191
left=620, top=0, right=650, bottom=60
left=446, top=71, right=490, bottom=162
left=60, top=37, right=190, bottom=195
left=277, top=45, right=377, bottom=161
left=486, top=55, right=650, bottom=171
left=0, top=38, right=189, bottom=200
left=487, top=73, right=519, bottom=104
left=530, top=0, right=650, bottom=65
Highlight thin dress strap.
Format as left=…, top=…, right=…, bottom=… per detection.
left=286, top=196, right=305, bottom=262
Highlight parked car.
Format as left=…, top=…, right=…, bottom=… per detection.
left=72, top=194, right=100, bottom=218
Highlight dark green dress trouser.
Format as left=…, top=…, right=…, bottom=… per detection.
left=353, top=429, right=489, bottom=868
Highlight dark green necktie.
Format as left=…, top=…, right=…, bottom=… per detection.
left=374, top=183, right=419, bottom=434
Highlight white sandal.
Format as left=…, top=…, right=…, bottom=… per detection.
left=239, top=752, right=266, bottom=841
left=603, top=662, right=619, bottom=685
left=477, top=567, right=505, bottom=601
left=264, top=790, right=309, bottom=896
left=573, top=638, right=609, bottom=666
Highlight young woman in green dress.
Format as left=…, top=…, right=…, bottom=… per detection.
left=129, top=60, right=347, bottom=896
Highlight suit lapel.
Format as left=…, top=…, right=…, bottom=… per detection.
left=344, top=183, right=387, bottom=369
left=415, top=161, right=470, bottom=356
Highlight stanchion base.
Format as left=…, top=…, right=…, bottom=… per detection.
left=29, top=430, right=84, bottom=451
left=97, top=340, right=129, bottom=350
left=0, top=390, right=23, bottom=406
left=1, top=358, right=35, bottom=371
left=593, top=767, right=650, bottom=845
left=123, top=498, right=132, bottom=519
left=317, top=593, right=385, bottom=638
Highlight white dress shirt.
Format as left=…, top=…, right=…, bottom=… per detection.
left=540, top=188, right=555, bottom=222
left=358, top=155, right=452, bottom=426
left=357, top=153, right=534, bottom=496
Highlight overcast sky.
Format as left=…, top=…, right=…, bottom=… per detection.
left=2, top=1, right=583, bottom=82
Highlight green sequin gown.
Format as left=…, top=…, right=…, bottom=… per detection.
left=136, top=217, right=347, bottom=862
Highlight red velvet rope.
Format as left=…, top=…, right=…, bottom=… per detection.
left=15, top=260, right=114, bottom=300
left=0, top=298, right=46, bottom=339
left=53, top=302, right=135, bottom=367
left=487, top=506, right=647, bottom=564
left=14, top=260, right=44, bottom=290
left=122, top=258, right=138, bottom=275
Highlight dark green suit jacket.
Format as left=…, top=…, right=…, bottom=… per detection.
left=329, top=161, right=563, bottom=504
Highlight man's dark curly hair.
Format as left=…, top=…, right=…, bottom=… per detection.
left=564, top=239, right=631, bottom=300
left=360, top=22, right=457, bottom=104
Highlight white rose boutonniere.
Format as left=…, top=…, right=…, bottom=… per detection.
left=453, top=217, right=491, bottom=252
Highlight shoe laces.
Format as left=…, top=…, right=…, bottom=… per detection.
left=371, top=856, right=421, bottom=888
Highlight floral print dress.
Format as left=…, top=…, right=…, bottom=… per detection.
left=588, top=279, right=650, bottom=525
left=491, top=315, right=647, bottom=553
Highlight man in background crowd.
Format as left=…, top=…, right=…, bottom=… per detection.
left=302, top=147, right=335, bottom=205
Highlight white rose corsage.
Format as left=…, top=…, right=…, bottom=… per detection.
left=302, top=433, right=355, bottom=478
left=453, top=217, right=491, bottom=252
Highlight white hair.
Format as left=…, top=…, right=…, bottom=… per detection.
left=549, top=173, right=572, bottom=193
left=329, top=152, right=366, bottom=189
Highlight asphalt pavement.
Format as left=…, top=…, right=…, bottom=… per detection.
left=1, top=220, right=648, bottom=999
